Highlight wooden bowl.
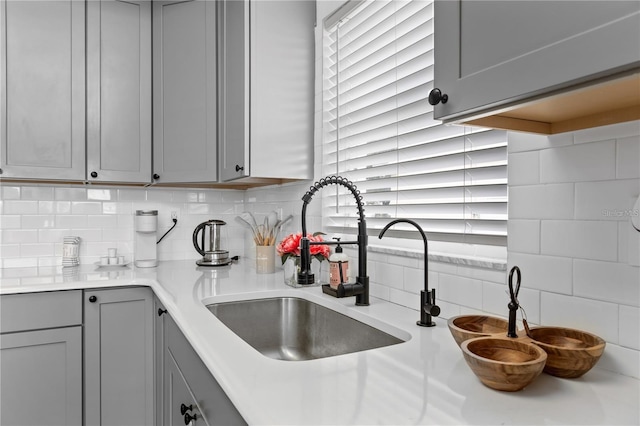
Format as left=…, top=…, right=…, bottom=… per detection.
left=528, top=326, right=606, bottom=378
left=461, top=337, right=547, bottom=392
left=448, top=315, right=509, bottom=347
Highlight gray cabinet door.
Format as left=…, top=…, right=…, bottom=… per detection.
left=218, top=0, right=249, bottom=182
left=0, top=0, right=86, bottom=180
left=164, top=313, right=246, bottom=425
left=85, top=287, right=155, bottom=426
left=433, top=1, right=640, bottom=121
left=0, top=327, right=83, bottom=426
left=154, top=297, right=167, bottom=426
left=217, top=0, right=315, bottom=183
left=152, top=0, right=217, bottom=183
left=87, top=0, right=152, bottom=183
left=165, top=350, right=208, bottom=426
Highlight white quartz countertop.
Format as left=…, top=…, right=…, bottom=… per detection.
left=1, top=260, right=638, bottom=425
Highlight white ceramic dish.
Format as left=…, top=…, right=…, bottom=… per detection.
left=94, top=261, right=130, bottom=268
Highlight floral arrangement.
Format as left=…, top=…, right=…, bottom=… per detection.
left=276, top=232, right=330, bottom=264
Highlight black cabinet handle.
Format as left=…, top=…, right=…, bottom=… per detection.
left=158, top=308, right=168, bottom=317
left=180, top=403, right=193, bottom=415
left=184, top=412, right=197, bottom=425
left=153, top=173, right=160, bottom=180
left=235, top=164, right=244, bottom=172
left=428, top=88, right=448, bottom=105
left=89, top=295, right=97, bottom=303
left=90, top=171, right=98, bottom=178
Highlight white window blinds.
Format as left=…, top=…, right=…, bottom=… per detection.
left=322, top=0, right=507, bottom=244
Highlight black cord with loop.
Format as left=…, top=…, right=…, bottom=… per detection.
left=507, top=265, right=521, bottom=338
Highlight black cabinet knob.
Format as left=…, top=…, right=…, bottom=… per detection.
left=180, top=403, right=193, bottom=415
left=184, top=412, right=197, bottom=425
left=158, top=308, right=168, bottom=317
left=90, top=171, right=98, bottom=178
left=428, top=88, right=448, bottom=105
left=89, top=295, right=97, bottom=303
left=153, top=173, right=160, bottom=180
left=235, top=164, right=244, bottom=172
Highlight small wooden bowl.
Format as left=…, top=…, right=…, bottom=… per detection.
left=448, top=315, right=509, bottom=347
left=528, top=326, right=606, bottom=378
left=461, top=337, right=548, bottom=392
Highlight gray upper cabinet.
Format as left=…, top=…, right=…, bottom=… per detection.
left=87, top=0, right=152, bottom=184
left=152, top=0, right=217, bottom=184
left=0, top=0, right=86, bottom=180
left=432, top=1, right=640, bottom=126
left=85, top=287, right=155, bottom=426
left=218, top=0, right=314, bottom=183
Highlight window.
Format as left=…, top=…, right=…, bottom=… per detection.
left=322, top=0, right=507, bottom=245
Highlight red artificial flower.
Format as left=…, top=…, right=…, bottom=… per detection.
left=277, top=232, right=330, bottom=264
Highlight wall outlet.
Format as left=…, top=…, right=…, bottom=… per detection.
left=171, top=211, right=178, bottom=221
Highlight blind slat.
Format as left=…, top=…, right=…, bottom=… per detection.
left=323, top=0, right=507, bottom=241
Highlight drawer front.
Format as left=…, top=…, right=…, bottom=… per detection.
left=0, top=290, right=83, bottom=333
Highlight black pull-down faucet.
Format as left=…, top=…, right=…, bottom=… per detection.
left=298, top=176, right=369, bottom=306
left=379, top=218, right=440, bottom=327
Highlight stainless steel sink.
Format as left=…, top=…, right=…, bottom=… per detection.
left=206, top=297, right=405, bottom=361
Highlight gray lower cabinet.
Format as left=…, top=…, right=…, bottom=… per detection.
left=86, top=0, right=152, bottom=183
left=218, top=0, right=314, bottom=183
left=0, top=290, right=83, bottom=426
left=0, top=0, right=86, bottom=180
left=163, top=311, right=246, bottom=425
left=85, top=287, right=155, bottom=426
left=152, top=0, right=218, bottom=184
left=432, top=0, right=640, bottom=122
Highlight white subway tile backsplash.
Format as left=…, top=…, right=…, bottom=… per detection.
left=573, top=259, right=640, bottom=307
left=507, top=151, right=540, bottom=186
left=438, top=273, right=483, bottom=310
left=4, top=200, right=39, bottom=215
left=403, top=266, right=424, bottom=294
left=573, top=120, right=640, bottom=145
left=54, top=187, right=86, bottom=201
left=38, top=229, right=74, bottom=243
left=21, top=186, right=54, bottom=201
left=596, top=343, right=640, bottom=379
left=87, top=215, right=118, bottom=229
left=3, top=229, right=38, bottom=244
left=388, top=288, right=417, bottom=311
left=20, top=243, right=54, bottom=257
left=539, top=140, right=616, bottom=183
left=619, top=305, right=640, bottom=350
left=37, top=201, right=54, bottom=214
left=540, top=292, right=619, bottom=344
left=375, top=262, right=404, bottom=290
left=508, top=252, right=573, bottom=294
left=118, top=189, right=146, bottom=201
left=508, top=184, right=574, bottom=219
left=71, top=201, right=102, bottom=215
left=54, top=201, right=71, bottom=214
left=507, top=220, right=540, bottom=254
left=56, top=215, right=88, bottom=229
left=0, top=244, right=20, bottom=258
left=616, top=135, right=640, bottom=179
left=541, top=220, right=618, bottom=262
left=21, top=215, right=55, bottom=229
left=507, top=131, right=572, bottom=153
left=87, top=188, right=116, bottom=201
left=1, top=186, right=20, bottom=200
left=0, top=216, right=21, bottom=229
left=575, top=179, right=640, bottom=221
